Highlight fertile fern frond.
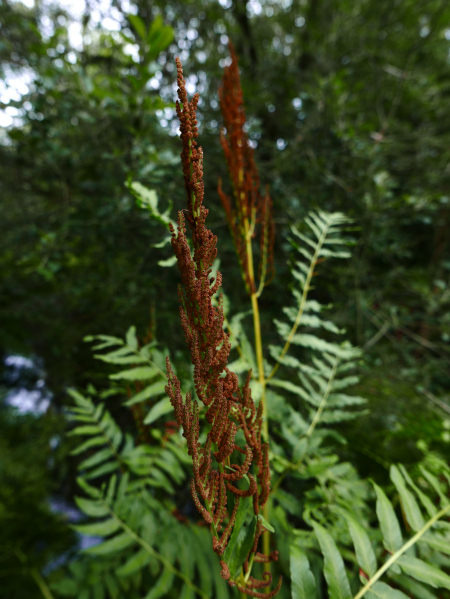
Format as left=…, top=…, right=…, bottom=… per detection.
left=290, top=457, right=450, bottom=599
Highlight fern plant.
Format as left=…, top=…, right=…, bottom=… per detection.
left=51, top=45, right=450, bottom=599
left=290, top=455, right=450, bottom=599
left=52, top=327, right=233, bottom=599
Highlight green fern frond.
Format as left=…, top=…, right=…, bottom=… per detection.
left=266, top=210, right=364, bottom=442
left=291, top=460, right=450, bottom=599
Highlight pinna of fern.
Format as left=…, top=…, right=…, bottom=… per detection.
left=218, top=42, right=275, bottom=297
left=163, top=57, right=281, bottom=596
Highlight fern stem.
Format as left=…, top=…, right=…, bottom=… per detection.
left=105, top=502, right=210, bottom=599
left=15, top=550, right=55, bottom=599
left=245, top=214, right=272, bottom=582
left=305, top=355, right=340, bottom=438
left=266, top=217, right=332, bottom=383
left=353, top=502, right=450, bottom=599
left=131, top=345, right=167, bottom=380
left=30, top=568, right=55, bottom=599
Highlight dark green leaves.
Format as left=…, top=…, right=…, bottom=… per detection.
left=343, top=512, right=377, bottom=578
left=373, top=482, right=403, bottom=553
left=312, top=521, right=351, bottom=599
left=398, top=556, right=450, bottom=589
left=223, top=497, right=257, bottom=580
left=390, top=465, right=424, bottom=531
left=290, top=542, right=316, bottom=599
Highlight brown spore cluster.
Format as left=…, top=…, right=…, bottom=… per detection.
left=218, top=42, right=275, bottom=295
left=164, top=58, right=280, bottom=596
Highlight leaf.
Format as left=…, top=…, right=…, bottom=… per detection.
left=158, top=255, right=177, bottom=267
left=70, top=436, right=106, bottom=456
left=419, top=466, right=449, bottom=505
left=79, top=447, right=114, bottom=471
left=398, top=555, right=450, bottom=589
left=390, top=465, right=424, bottom=531
left=125, top=326, right=138, bottom=350
left=343, top=513, right=377, bottom=578
left=143, top=397, right=173, bottom=425
left=257, top=513, right=275, bottom=533
left=394, top=574, right=438, bottom=599
left=373, top=482, right=403, bottom=553
left=290, top=543, right=316, bottom=599
left=76, top=476, right=101, bottom=498
left=68, top=425, right=101, bottom=436
left=72, top=519, right=120, bottom=537
left=398, top=464, right=436, bottom=517
left=223, top=497, right=254, bottom=579
left=312, top=521, right=351, bottom=599
left=366, top=581, right=409, bottom=599
left=49, top=578, right=78, bottom=596
left=75, top=496, right=109, bottom=518
left=419, top=531, right=450, bottom=553
left=144, top=567, right=174, bottom=599
left=128, top=14, right=146, bottom=40
left=230, top=515, right=257, bottom=580
left=83, top=532, right=135, bottom=555
left=84, top=461, right=119, bottom=480
left=124, top=380, right=167, bottom=406
left=110, top=366, right=157, bottom=380
left=117, top=548, right=152, bottom=577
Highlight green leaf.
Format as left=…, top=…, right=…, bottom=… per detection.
left=124, top=380, right=167, bottom=406
left=394, top=574, right=438, bottom=599
left=343, top=513, right=377, bottom=578
left=223, top=497, right=255, bottom=579
left=95, top=354, right=148, bottom=365
left=71, top=436, right=105, bottom=456
left=110, top=366, right=157, bottom=380
left=68, top=425, right=101, bottom=436
left=84, top=461, right=119, bottom=480
left=419, top=466, right=449, bottom=505
left=373, top=482, right=403, bottom=553
left=398, top=555, right=450, bottom=589
left=158, top=255, right=177, bottom=267
left=75, top=496, right=109, bottom=518
left=143, top=567, right=174, bottom=599
left=76, top=476, right=101, bottom=498
left=67, top=388, right=92, bottom=409
left=366, top=581, right=409, bottom=599
left=125, top=326, right=138, bottom=350
left=143, top=397, right=173, bottom=425
left=79, top=447, right=114, bottom=471
left=398, top=464, right=436, bottom=517
left=83, top=532, right=135, bottom=555
left=117, top=548, right=152, bottom=577
left=72, top=519, right=120, bottom=537
left=128, top=14, right=146, bottom=40
left=257, top=513, right=275, bottom=533
left=49, top=578, right=78, bottom=596
left=390, top=465, right=424, bottom=531
left=312, top=521, right=351, bottom=599
left=419, top=531, right=450, bottom=553
left=290, top=543, right=316, bottom=599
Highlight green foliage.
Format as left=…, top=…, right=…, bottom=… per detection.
left=2, top=0, right=450, bottom=596
left=268, top=211, right=365, bottom=441
left=291, top=456, right=450, bottom=599
left=53, top=330, right=230, bottom=599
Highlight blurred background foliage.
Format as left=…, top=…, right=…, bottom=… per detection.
left=1, top=0, right=450, bottom=596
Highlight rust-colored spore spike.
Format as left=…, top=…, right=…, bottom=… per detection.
left=164, top=58, right=280, bottom=596
left=218, top=42, right=275, bottom=295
